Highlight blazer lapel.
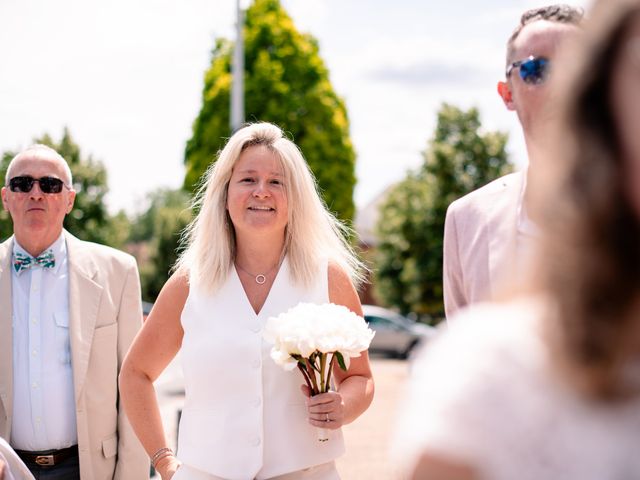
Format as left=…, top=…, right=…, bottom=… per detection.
left=487, top=172, right=524, bottom=298
left=65, top=232, right=103, bottom=402
left=0, top=238, right=13, bottom=438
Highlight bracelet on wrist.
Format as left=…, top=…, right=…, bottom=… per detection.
left=154, top=452, right=175, bottom=469
left=151, top=447, right=174, bottom=469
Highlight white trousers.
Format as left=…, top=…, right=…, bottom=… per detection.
left=172, top=461, right=340, bottom=480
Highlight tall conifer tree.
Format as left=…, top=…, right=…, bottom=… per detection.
left=184, top=0, right=356, bottom=221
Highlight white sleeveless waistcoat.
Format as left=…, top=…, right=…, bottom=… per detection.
left=178, top=258, right=345, bottom=480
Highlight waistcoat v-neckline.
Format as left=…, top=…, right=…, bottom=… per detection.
left=231, top=257, right=288, bottom=316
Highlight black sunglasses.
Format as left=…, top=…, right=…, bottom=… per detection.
left=506, top=56, right=550, bottom=85
left=8, top=176, right=68, bottom=194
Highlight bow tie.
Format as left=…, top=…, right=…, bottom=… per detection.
left=13, top=250, right=56, bottom=275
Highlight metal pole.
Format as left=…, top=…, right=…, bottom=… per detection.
left=231, top=0, right=245, bottom=132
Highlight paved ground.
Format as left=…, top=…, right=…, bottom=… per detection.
left=155, top=356, right=410, bottom=480
left=335, top=357, right=409, bottom=479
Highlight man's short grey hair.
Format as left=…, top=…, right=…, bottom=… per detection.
left=506, top=4, right=584, bottom=66
left=5, top=144, right=73, bottom=186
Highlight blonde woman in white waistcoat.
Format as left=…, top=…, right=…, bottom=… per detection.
left=119, top=122, right=374, bottom=480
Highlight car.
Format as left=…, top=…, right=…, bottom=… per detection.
left=363, top=304, right=436, bottom=358
left=142, top=301, right=153, bottom=321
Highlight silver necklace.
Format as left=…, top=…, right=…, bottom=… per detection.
left=235, top=261, right=280, bottom=285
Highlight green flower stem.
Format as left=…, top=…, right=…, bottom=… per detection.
left=325, top=353, right=337, bottom=393
left=319, top=353, right=327, bottom=393
left=306, top=359, right=320, bottom=395
left=309, top=352, right=321, bottom=372
left=297, top=362, right=314, bottom=394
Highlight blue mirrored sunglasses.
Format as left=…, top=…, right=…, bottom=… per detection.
left=506, top=56, right=550, bottom=85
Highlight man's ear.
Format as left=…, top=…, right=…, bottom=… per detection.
left=66, top=190, right=76, bottom=214
left=1, top=187, right=9, bottom=212
left=497, top=81, right=515, bottom=111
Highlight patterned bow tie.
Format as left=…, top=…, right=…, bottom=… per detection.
left=13, top=250, right=56, bottom=275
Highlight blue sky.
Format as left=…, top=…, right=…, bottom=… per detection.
left=0, top=0, right=590, bottom=213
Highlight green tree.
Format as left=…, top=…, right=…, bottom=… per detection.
left=184, top=0, right=356, bottom=221
left=374, top=104, right=513, bottom=319
left=0, top=128, right=128, bottom=247
left=0, top=151, right=14, bottom=241
left=129, top=188, right=192, bottom=301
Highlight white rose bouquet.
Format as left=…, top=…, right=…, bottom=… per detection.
left=263, top=302, right=375, bottom=441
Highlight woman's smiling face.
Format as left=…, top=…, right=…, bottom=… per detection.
left=226, top=144, right=289, bottom=239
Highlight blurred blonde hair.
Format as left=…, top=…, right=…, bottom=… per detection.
left=529, top=0, right=640, bottom=400
left=176, top=122, right=366, bottom=293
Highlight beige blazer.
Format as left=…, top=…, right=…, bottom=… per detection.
left=443, top=172, right=524, bottom=319
left=0, top=231, right=149, bottom=479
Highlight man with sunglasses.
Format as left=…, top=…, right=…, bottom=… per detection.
left=443, top=5, right=583, bottom=318
left=0, top=145, right=148, bottom=478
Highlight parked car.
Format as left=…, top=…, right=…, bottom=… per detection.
left=363, top=305, right=436, bottom=358
left=142, top=301, right=153, bottom=321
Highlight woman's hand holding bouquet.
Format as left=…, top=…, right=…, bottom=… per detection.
left=264, top=303, right=374, bottom=441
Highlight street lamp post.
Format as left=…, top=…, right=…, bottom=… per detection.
left=230, top=0, right=245, bottom=132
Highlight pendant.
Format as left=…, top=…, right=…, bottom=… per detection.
left=255, top=274, right=266, bottom=285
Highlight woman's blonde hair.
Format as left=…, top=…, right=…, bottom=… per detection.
left=176, top=122, right=366, bottom=292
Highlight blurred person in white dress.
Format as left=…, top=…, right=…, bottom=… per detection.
left=0, top=437, right=33, bottom=480
left=394, top=0, right=640, bottom=478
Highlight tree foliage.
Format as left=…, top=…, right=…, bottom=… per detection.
left=0, top=151, right=14, bottom=241
left=184, top=0, right=356, bottom=221
left=374, top=104, right=513, bottom=319
left=129, top=188, right=192, bottom=301
left=0, top=128, right=128, bottom=248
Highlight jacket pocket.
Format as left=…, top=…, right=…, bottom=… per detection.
left=102, top=432, right=118, bottom=459
left=93, top=322, right=117, bottom=339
